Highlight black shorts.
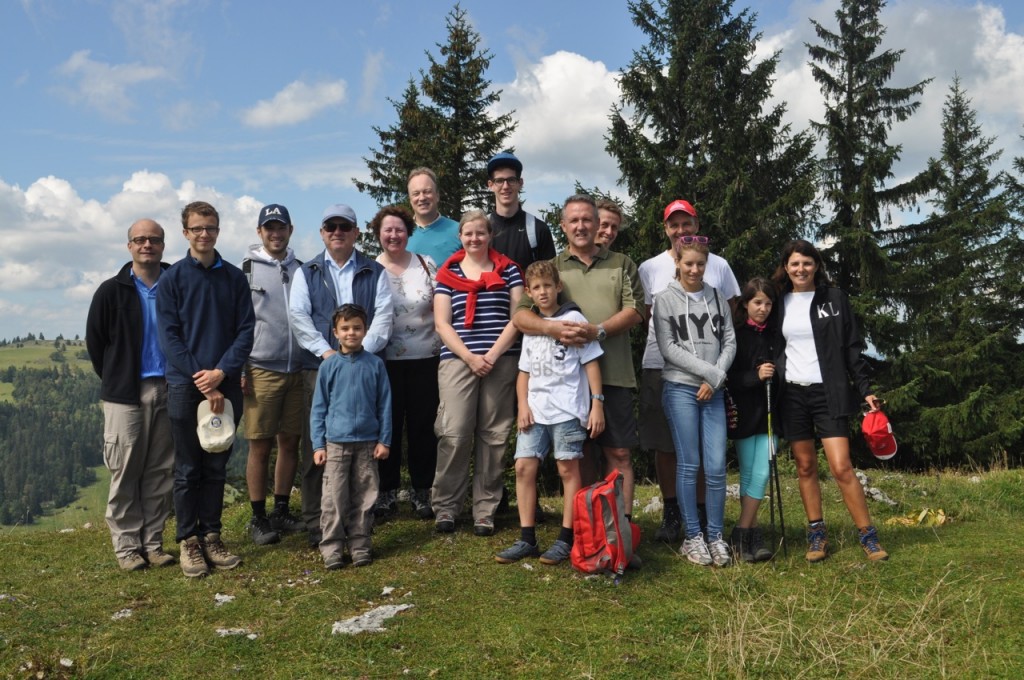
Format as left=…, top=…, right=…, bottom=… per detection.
left=594, top=385, right=639, bottom=449
left=781, top=382, right=849, bottom=441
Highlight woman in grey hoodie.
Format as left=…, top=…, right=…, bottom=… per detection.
left=653, top=238, right=736, bottom=567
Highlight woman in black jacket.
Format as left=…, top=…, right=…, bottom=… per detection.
left=726, top=278, right=778, bottom=562
left=771, top=240, right=888, bottom=562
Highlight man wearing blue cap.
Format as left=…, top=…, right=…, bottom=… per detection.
left=289, top=203, right=394, bottom=545
left=240, top=204, right=312, bottom=547
left=486, top=151, right=557, bottom=270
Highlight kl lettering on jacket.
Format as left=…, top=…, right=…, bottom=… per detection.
left=816, top=302, right=839, bottom=319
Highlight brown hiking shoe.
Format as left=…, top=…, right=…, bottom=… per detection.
left=201, top=532, right=241, bottom=570
left=805, top=523, right=828, bottom=563
left=117, top=552, right=147, bottom=572
left=859, top=525, right=889, bottom=562
left=144, top=547, right=177, bottom=567
left=180, top=537, right=210, bottom=578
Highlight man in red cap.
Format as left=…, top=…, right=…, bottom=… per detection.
left=639, top=199, right=741, bottom=543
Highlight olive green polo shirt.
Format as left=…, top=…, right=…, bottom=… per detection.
left=517, top=247, right=644, bottom=388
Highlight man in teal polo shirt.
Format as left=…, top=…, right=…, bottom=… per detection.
left=406, top=167, right=461, bottom=265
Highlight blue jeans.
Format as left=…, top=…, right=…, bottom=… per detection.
left=662, top=381, right=727, bottom=540
left=167, top=382, right=242, bottom=542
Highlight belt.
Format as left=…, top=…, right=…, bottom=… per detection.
left=787, top=380, right=816, bottom=387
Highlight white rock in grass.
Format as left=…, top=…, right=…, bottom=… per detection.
left=111, top=608, right=133, bottom=621
left=522, top=562, right=534, bottom=571
left=970, top=476, right=981, bottom=484
left=726, top=483, right=740, bottom=499
left=381, top=586, right=395, bottom=596
left=59, top=528, right=74, bottom=534
left=216, top=628, right=255, bottom=638
left=214, top=593, right=235, bottom=607
left=60, top=658, right=73, bottom=668
left=643, top=497, right=663, bottom=514
left=332, top=604, right=414, bottom=635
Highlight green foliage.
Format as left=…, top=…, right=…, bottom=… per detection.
left=0, top=365, right=102, bottom=524
left=607, top=0, right=818, bottom=284
left=353, top=4, right=516, bottom=219
left=807, top=0, right=935, bottom=322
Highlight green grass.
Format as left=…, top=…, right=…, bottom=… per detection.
left=0, top=340, right=92, bottom=372
left=11, top=467, right=111, bottom=533
left=1, top=470, right=1023, bottom=678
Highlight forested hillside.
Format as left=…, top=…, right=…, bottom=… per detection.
left=0, top=364, right=102, bottom=524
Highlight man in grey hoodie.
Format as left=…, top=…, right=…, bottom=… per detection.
left=241, top=204, right=312, bottom=546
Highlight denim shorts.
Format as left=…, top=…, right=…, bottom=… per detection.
left=515, top=419, right=587, bottom=461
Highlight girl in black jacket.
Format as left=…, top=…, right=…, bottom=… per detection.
left=771, top=240, right=888, bottom=563
left=726, top=278, right=778, bottom=562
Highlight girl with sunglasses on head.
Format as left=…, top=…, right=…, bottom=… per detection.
left=653, top=236, right=736, bottom=567
left=771, top=239, right=887, bottom=562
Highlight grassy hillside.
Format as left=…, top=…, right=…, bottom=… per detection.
left=1, top=470, right=1022, bottom=678
left=0, top=340, right=92, bottom=404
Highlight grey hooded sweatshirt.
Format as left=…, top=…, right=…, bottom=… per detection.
left=243, top=244, right=314, bottom=373
left=652, top=280, right=736, bottom=390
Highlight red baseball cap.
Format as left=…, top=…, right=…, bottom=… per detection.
left=663, top=199, right=698, bottom=221
left=862, top=410, right=897, bottom=460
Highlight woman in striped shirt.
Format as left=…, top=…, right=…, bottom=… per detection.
left=430, top=209, right=524, bottom=537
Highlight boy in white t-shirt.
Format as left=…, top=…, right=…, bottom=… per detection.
left=495, top=262, right=605, bottom=565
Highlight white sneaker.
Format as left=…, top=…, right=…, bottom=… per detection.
left=681, top=533, right=712, bottom=566
left=708, top=534, right=732, bottom=567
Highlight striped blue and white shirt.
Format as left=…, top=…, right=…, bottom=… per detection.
left=436, top=262, right=523, bottom=360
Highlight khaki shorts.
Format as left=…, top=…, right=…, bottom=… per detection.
left=242, top=366, right=307, bottom=439
left=638, top=369, right=674, bottom=452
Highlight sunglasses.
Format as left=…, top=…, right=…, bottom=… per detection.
left=323, top=221, right=357, bottom=233
left=676, top=235, right=710, bottom=245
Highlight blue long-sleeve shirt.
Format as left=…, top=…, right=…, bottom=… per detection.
left=310, top=349, right=392, bottom=450
left=156, top=250, right=255, bottom=385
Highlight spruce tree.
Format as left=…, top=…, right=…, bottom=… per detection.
left=883, top=79, right=1024, bottom=466
left=807, top=0, right=933, bottom=314
left=606, top=0, right=818, bottom=282
left=354, top=4, right=515, bottom=218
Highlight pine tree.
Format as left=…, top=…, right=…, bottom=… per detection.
left=606, top=0, right=818, bottom=283
left=882, top=79, right=1024, bottom=466
left=353, top=4, right=515, bottom=219
left=807, top=0, right=933, bottom=315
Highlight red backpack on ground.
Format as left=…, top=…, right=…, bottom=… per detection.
left=570, top=469, right=641, bottom=579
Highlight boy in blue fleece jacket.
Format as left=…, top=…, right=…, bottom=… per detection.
left=310, top=304, right=392, bottom=569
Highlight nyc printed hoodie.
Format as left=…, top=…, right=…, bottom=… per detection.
left=652, top=281, right=736, bottom=390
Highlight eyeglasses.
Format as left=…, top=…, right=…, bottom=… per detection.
left=676, top=235, right=710, bottom=245
left=490, top=177, right=520, bottom=186
left=130, top=236, right=165, bottom=245
left=186, top=226, right=220, bottom=235
left=323, top=221, right=357, bottom=233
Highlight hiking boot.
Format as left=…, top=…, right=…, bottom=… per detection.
left=248, top=515, right=281, bottom=546
left=435, top=512, right=456, bottom=533
left=411, top=489, right=434, bottom=519
left=805, top=522, right=828, bottom=563
left=708, top=534, right=732, bottom=567
left=539, top=539, right=572, bottom=566
left=180, top=537, right=210, bottom=578
left=201, top=533, right=241, bottom=570
left=654, top=510, right=682, bottom=543
left=473, top=517, right=495, bottom=537
left=495, top=540, right=540, bottom=564
left=269, top=507, right=305, bottom=534
left=117, top=552, right=147, bottom=572
left=681, top=533, right=712, bottom=566
left=749, top=527, right=773, bottom=562
left=859, top=525, right=889, bottom=562
left=324, top=553, right=344, bottom=571
left=731, top=527, right=754, bottom=563
left=373, top=489, right=398, bottom=518
left=144, top=547, right=177, bottom=567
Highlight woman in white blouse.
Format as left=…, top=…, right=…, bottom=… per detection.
left=370, top=206, right=441, bottom=520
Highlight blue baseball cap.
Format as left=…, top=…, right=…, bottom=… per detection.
left=258, top=204, right=291, bottom=227
left=487, top=151, right=523, bottom=178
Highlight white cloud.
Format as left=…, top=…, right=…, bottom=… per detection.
left=54, top=49, right=170, bottom=121
left=241, top=80, right=347, bottom=128
left=495, top=51, right=622, bottom=194
left=359, top=51, right=386, bottom=113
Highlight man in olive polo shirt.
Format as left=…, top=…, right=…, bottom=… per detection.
left=512, top=194, right=645, bottom=509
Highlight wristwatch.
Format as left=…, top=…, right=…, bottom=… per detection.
left=596, top=324, right=607, bottom=342
left=592, top=394, right=605, bottom=402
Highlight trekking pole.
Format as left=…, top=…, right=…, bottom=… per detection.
left=765, top=379, right=787, bottom=557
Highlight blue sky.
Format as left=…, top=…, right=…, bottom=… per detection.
left=2, top=0, right=1023, bottom=340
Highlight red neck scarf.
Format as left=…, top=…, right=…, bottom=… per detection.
left=746, top=318, right=768, bottom=332
left=436, top=248, right=518, bottom=328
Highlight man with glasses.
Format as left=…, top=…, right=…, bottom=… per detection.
left=639, top=200, right=740, bottom=543
left=87, top=219, right=175, bottom=571
left=157, top=201, right=255, bottom=577
left=289, top=203, right=393, bottom=547
left=240, top=204, right=312, bottom=546
left=407, top=167, right=461, bottom=265
left=487, top=152, right=557, bottom=270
